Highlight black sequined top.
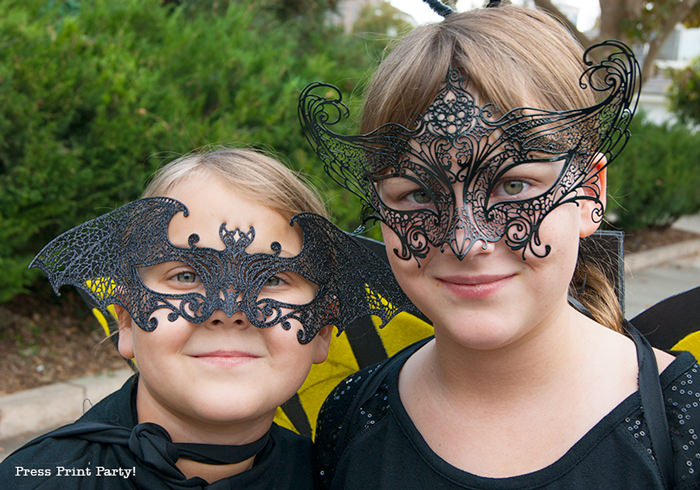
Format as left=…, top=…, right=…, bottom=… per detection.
left=314, top=339, right=700, bottom=489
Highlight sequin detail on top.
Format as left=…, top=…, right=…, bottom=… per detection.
left=315, top=362, right=391, bottom=487
left=315, top=348, right=700, bottom=489
left=623, top=362, right=700, bottom=488
left=667, top=364, right=700, bottom=486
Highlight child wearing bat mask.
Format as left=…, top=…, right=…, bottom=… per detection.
left=0, top=148, right=410, bottom=489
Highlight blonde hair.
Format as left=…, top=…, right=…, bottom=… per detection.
left=143, top=147, right=328, bottom=220
left=362, top=6, right=623, bottom=332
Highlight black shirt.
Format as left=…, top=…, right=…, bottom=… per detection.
left=1, top=375, right=313, bottom=489
left=315, top=339, right=700, bottom=489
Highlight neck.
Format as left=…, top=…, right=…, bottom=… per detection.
left=398, top=301, right=641, bottom=477
left=134, top=378, right=275, bottom=482
left=416, top=302, right=588, bottom=406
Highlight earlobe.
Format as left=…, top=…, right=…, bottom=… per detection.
left=115, top=306, right=135, bottom=359
left=579, top=155, right=607, bottom=238
left=311, top=325, right=334, bottom=364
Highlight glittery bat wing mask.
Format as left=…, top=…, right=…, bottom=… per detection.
left=299, top=40, right=640, bottom=263
left=30, top=197, right=417, bottom=344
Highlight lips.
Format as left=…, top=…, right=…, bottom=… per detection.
left=191, top=350, right=260, bottom=367
left=436, top=273, right=515, bottom=299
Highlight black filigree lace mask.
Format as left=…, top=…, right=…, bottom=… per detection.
left=299, top=40, right=640, bottom=263
left=31, top=197, right=416, bottom=344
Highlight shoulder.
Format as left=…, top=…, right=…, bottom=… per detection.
left=316, top=338, right=424, bottom=441
left=0, top=379, right=136, bottom=489
left=230, top=424, right=315, bottom=489
left=314, top=361, right=392, bottom=489
left=661, top=352, right=700, bottom=488
left=315, top=358, right=393, bottom=445
left=0, top=432, right=98, bottom=489
left=314, top=338, right=427, bottom=488
left=271, top=423, right=312, bottom=454
left=78, top=374, right=137, bottom=425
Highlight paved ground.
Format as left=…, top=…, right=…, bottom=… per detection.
left=625, top=252, right=700, bottom=318
left=625, top=214, right=700, bottom=318
left=1, top=215, right=699, bottom=462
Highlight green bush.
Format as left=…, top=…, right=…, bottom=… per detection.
left=606, top=114, right=700, bottom=230
left=0, top=0, right=383, bottom=301
left=667, top=57, right=700, bottom=127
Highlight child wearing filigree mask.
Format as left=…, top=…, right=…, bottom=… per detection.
left=0, top=148, right=412, bottom=489
left=300, top=3, right=700, bottom=489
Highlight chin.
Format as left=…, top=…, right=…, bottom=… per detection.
left=435, top=313, right=528, bottom=351
left=190, top=398, right=277, bottom=426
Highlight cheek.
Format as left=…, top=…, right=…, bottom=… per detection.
left=381, top=223, right=400, bottom=257
left=382, top=224, right=412, bottom=282
left=382, top=224, right=434, bottom=306
left=131, top=319, right=191, bottom=361
left=262, top=327, right=312, bottom=363
left=524, top=205, right=580, bottom=282
left=261, top=328, right=317, bottom=384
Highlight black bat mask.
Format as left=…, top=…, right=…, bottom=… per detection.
left=299, top=40, right=640, bottom=264
left=30, top=197, right=416, bottom=344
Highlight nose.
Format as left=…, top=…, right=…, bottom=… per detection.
left=205, top=308, right=250, bottom=330
left=447, top=206, right=494, bottom=259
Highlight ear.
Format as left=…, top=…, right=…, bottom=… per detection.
left=311, top=325, right=334, bottom=364
left=115, top=305, right=135, bottom=359
left=579, top=154, right=607, bottom=238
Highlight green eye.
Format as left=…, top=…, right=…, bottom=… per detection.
left=264, top=276, right=282, bottom=287
left=174, top=271, right=197, bottom=283
left=409, top=190, right=431, bottom=204
left=502, top=180, right=525, bottom=196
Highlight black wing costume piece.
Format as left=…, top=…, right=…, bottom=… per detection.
left=30, top=197, right=417, bottom=344
left=299, top=40, right=640, bottom=264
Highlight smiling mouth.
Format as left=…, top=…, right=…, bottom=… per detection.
left=436, top=274, right=515, bottom=299
left=192, top=350, right=260, bottom=367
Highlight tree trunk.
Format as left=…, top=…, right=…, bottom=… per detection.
left=642, top=0, right=700, bottom=81
left=533, top=0, right=699, bottom=84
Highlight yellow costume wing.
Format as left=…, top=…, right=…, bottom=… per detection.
left=274, top=311, right=433, bottom=438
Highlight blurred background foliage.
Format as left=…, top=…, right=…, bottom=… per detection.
left=1, top=0, right=699, bottom=302
left=667, top=55, right=700, bottom=127
left=606, top=113, right=700, bottom=230
left=0, top=0, right=402, bottom=301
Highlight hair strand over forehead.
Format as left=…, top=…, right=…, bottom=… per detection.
left=142, top=147, right=328, bottom=220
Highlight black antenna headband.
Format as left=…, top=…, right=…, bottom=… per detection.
left=423, top=0, right=454, bottom=17
left=422, top=0, right=503, bottom=17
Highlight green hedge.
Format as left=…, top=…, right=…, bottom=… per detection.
left=0, top=0, right=379, bottom=301
left=667, top=57, right=700, bottom=127
left=606, top=114, right=700, bottom=230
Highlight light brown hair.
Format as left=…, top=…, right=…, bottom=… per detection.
left=143, top=147, right=328, bottom=220
left=362, top=6, right=623, bottom=331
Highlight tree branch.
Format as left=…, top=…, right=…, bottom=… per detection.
left=642, top=0, right=700, bottom=82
